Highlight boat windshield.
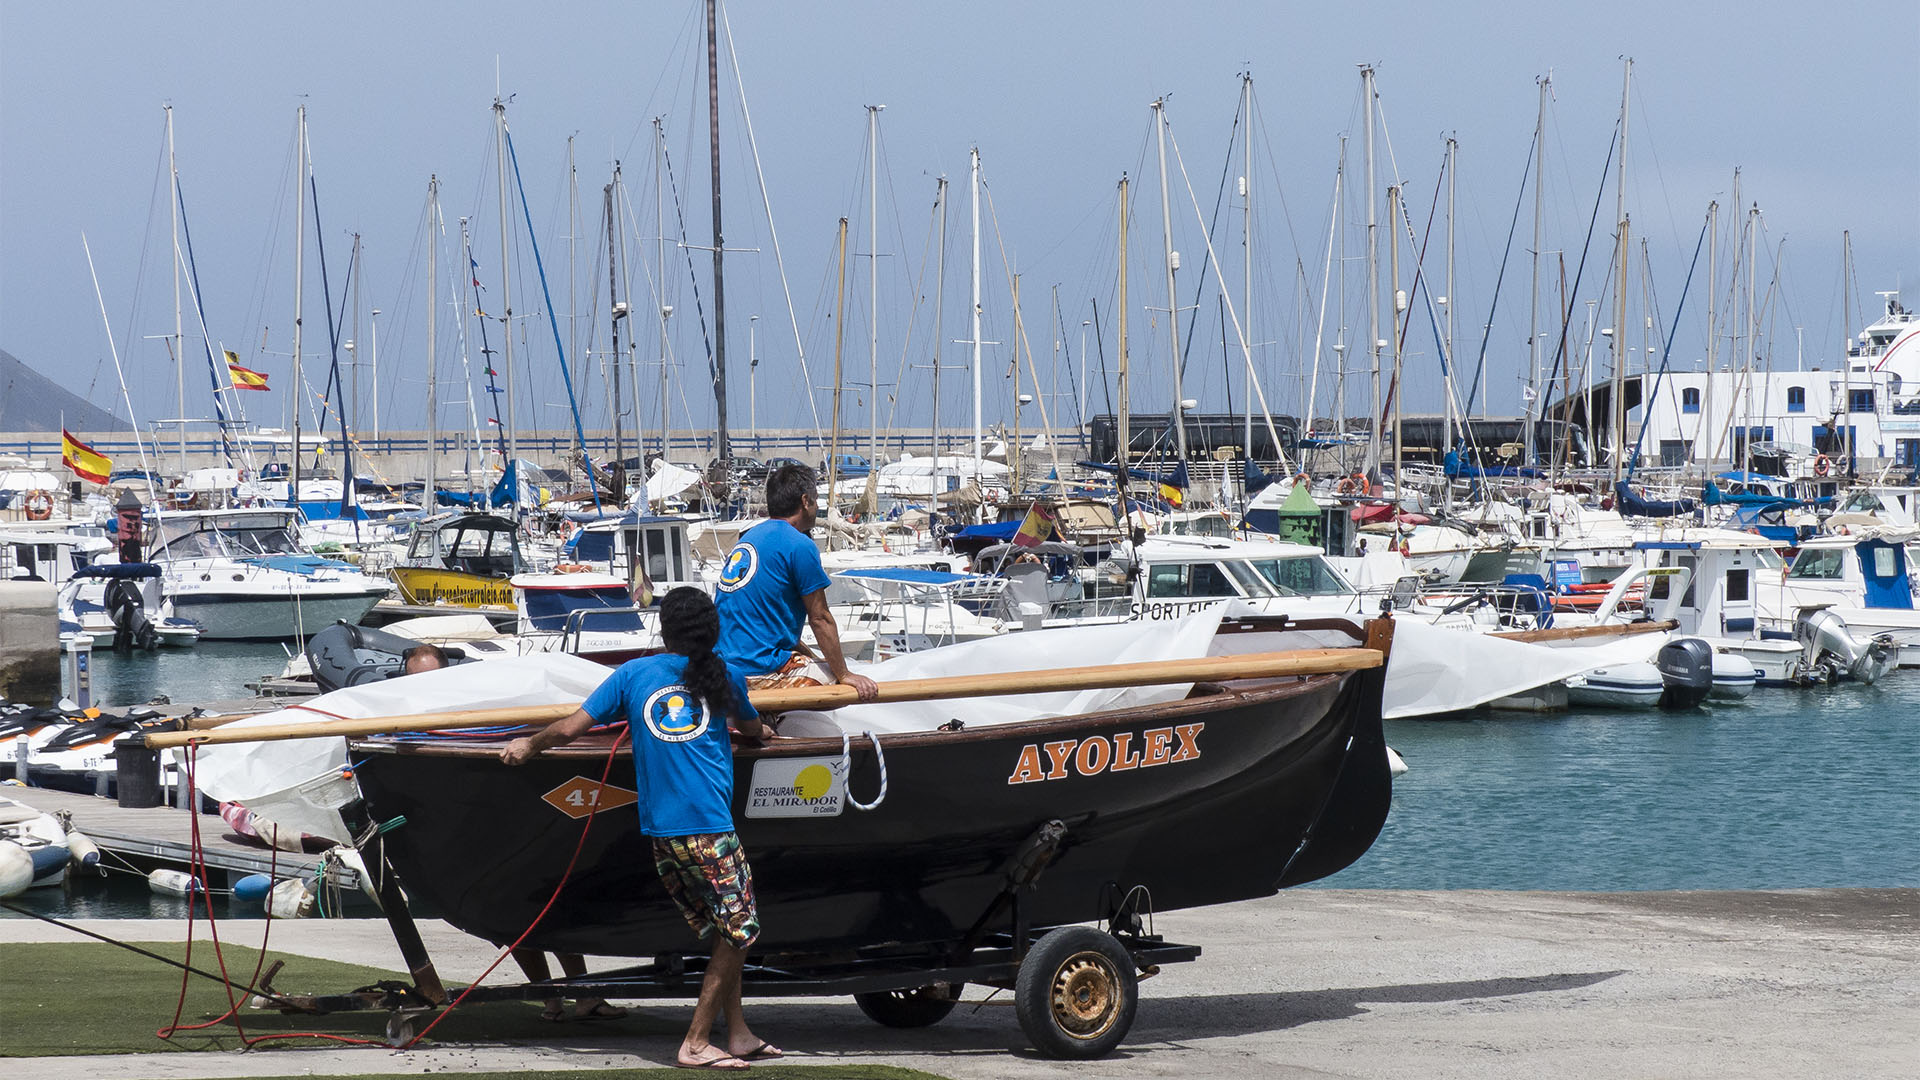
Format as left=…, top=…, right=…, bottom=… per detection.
left=523, top=587, right=643, bottom=632
left=1246, top=555, right=1352, bottom=597
left=1787, top=547, right=1847, bottom=580
left=158, top=515, right=302, bottom=559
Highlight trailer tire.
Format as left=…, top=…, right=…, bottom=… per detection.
left=853, top=983, right=962, bottom=1028
left=1015, top=927, right=1138, bottom=1059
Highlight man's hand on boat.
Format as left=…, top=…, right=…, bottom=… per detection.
left=839, top=671, right=880, bottom=703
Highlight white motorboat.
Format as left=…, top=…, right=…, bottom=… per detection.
left=1564, top=661, right=1665, bottom=708
left=148, top=508, right=390, bottom=640
left=58, top=563, right=200, bottom=648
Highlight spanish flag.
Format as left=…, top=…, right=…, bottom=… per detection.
left=1157, top=481, right=1184, bottom=508
left=226, top=351, right=270, bottom=391
left=1012, top=501, right=1056, bottom=548
left=61, top=429, right=111, bottom=485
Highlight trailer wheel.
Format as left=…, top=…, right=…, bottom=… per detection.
left=854, top=983, right=962, bottom=1027
left=1015, top=927, right=1138, bottom=1059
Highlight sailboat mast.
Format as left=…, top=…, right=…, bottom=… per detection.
left=867, top=104, right=882, bottom=478
left=970, top=147, right=983, bottom=493
left=1703, top=199, right=1717, bottom=470
left=1241, top=74, right=1255, bottom=490
left=493, top=98, right=519, bottom=513
left=291, top=105, right=306, bottom=505
left=351, top=233, right=363, bottom=433
left=1117, top=174, right=1131, bottom=490
left=931, top=176, right=948, bottom=514
left=1448, top=134, right=1459, bottom=420
left=1152, top=98, right=1188, bottom=463
left=655, top=119, right=670, bottom=485
left=605, top=180, right=625, bottom=480
left=1305, top=139, right=1342, bottom=455
left=167, top=105, right=186, bottom=475
left=1843, top=229, right=1853, bottom=476
left=1528, top=75, right=1546, bottom=458
left=1389, top=185, right=1403, bottom=488
left=1610, top=58, right=1631, bottom=486
left=706, top=0, right=730, bottom=463
left=426, top=176, right=439, bottom=503
left=828, top=217, right=849, bottom=531
left=1362, top=65, right=1381, bottom=479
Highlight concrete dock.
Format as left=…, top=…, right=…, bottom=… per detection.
left=2, top=886, right=1913, bottom=1078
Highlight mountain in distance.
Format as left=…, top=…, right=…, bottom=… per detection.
left=0, top=347, right=127, bottom=432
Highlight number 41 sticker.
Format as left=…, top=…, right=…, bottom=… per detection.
left=542, top=777, right=640, bottom=820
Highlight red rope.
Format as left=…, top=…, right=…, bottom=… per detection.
left=400, top=728, right=630, bottom=1049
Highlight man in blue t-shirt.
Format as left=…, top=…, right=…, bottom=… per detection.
left=716, top=463, right=878, bottom=701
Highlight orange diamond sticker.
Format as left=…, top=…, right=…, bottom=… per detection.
left=541, top=777, right=640, bottom=820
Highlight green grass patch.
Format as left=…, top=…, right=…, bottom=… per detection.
left=0, top=940, right=695, bottom=1056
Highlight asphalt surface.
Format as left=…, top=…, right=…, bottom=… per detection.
left=3, top=887, right=1914, bottom=1079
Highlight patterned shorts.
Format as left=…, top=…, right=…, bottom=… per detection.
left=652, top=832, right=760, bottom=950
left=744, top=651, right=831, bottom=691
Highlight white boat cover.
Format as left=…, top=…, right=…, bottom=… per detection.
left=637, top=462, right=703, bottom=507
left=774, top=611, right=1225, bottom=738
left=193, top=653, right=612, bottom=843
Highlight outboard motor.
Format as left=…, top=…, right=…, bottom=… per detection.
left=1794, top=609, right=1897, bottom=685
left=305, top=621, right=471, bottom=693
left=1655, top=637, right=1714, bottom=709
left=102, top=576, right=158, bottom=653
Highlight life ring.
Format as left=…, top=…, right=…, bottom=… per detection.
left=554, top=562, right=592, bottom=574
left=1813, top=454, right=1831, bottom=477
left=22, top=491, right=53, bottom=520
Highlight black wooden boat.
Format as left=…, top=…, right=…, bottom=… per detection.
left=348, top=615, right=1394, bottom=960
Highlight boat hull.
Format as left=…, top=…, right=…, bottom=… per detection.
left=173, top=591, right=386, bottom=641
left=388, top=567, right=516, bottom=609
left=353, top=663, right=1391, bottom=959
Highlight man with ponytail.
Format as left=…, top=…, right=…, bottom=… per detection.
left=715, top=463, right=878, bottom=701
left=501, top=587, right=779, bottom=1069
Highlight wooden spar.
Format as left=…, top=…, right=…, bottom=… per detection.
left=142, top=647, right=1383, bottom=750
left=1493, top=619, right=1677, bottom=643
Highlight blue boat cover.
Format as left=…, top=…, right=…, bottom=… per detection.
left=1614, top=481, right=1696, bottom=518
left=833, top=567, right=980, bottom=586
left=70, top=562, right=162, bottom=580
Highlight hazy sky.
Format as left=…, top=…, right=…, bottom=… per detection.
left=3, top=2, right=1915, bottom=444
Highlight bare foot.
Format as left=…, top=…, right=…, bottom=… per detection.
left=729, top=1038, right=782, bottom=1060
left=677, top=1045, right=750, bottom=1070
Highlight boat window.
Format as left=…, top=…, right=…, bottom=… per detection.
left=1788, top=548, right=1846, bottom=580
left=1874, top=545, right=1899, bottom=578
left=1247, top=555, right=1352, bottom=597
left=1724, top=568, right=1750, bottom=603
left=570, top=530, right=616, bottom=565
left=523, top=587, right=642, bottom=632
left=1221, top=560, right=1278, bottom=597
left=1752, top=548, right=1783, bottom=569
left=1145, top=562, right=1241, bottom=599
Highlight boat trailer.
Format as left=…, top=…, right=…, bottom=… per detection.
left=264, top=817, right=1201, bottom=1059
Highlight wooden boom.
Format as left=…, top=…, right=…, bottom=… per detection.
left=142, top=647, right=1383, bottom=750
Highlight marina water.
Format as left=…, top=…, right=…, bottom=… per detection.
left=9, top=646, right=1916, bottom=920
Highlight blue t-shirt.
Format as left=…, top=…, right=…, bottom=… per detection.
left=715, top=519, right=831, bottom=676
left=580, top=653, right=759, bottom=838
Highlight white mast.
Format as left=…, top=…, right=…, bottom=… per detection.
left=493, top=97, right=519, bottom=513
left=1528, top=75, right=1547, bottom=459
left=1362, top=65, right=1381, bottom=479
left=970, top=146, right=983, bottom=493
left=655, top=118, right=671, bottom=492
left=426, top=176, right=439, bottom=502
left=931, top=175, right=948, bottom=513
left=166, top=105, right=186, bottom=475
left=1152, top=97, right=1188, bottom=463
left=1241, top=73, right=1255, bottom=492
left=1610, top=58, right=1632, bottom=486
left=1305, top=139, right=1342, bottom=455
left=291, top=105, right=306, bottom=505
left=866, top=104, right=883, bottom=483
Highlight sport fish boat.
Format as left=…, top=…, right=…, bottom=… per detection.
left=149, top=508, right=389, bottom=640
left=386, top=513, right=522, bottom=610
left=175, top=612, right=1395, bottom=1058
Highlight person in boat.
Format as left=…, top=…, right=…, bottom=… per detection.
left=500, top=587, right=778, bottom=1069
left=717, top=463, right=879, bottom=700
left=401, top=644, right=449, bottom=675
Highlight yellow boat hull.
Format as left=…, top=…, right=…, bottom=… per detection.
left=388, top=566, right=515, bottom=609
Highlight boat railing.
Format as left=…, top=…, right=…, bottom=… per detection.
left=558, top=604, right=652, bottom=654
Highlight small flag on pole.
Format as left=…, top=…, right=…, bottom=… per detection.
left=1157, top=481, right=1184, bottom=508
left=1012, top=502, right=1056, bottom=548
left=226, top=352, right=270, bottom=391
left=61, top=429, right=111, bottom=484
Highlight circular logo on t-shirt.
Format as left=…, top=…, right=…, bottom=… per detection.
left=718, top=542, right=759, bottom=593
left=641, top=684, right=711, bottom=743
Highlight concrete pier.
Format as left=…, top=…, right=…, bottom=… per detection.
left=2, top=887, right=1912, bottom=1078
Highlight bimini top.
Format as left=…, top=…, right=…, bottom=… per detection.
left=831, top=567, right=990, bottom=588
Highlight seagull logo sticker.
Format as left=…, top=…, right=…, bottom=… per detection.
left=642, top=684, right=711, bottom=743
left=718, top=543, right=759, bottom=593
